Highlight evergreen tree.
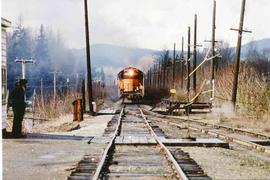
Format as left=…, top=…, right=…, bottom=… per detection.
left=7, top=17, right=33, bottom=90
left=34, top=24, right=50, bottom=75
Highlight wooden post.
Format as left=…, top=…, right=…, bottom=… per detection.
left=149, top=68, right=152, bottom=88
left=210, top=0, right=216, bottom=101
left=154, top=66, right=156, bottom=89
left=40, top=78, right=44, bottom=105
left=163, top=55, right=166, bottom=88
left=32, top=89, right=36, bottom=126
left=232, top=0, right=247, bottom=108
left=158, top=59, right=162, bottom=88
left=181, top=37, right=184, bottom=89
left=84, top=0, right=94, bottom=115
left=53, top=72, right=56, bottom=103
left=166, top=63, right=170, bottom=89
left=173, top=43, right=176, bottom=87
left=50, top=71, right=61, bottom=103
left=155, top=64, right=158, bottom=89
left=193, top=14, right=197, bottom=94
left=81, top=79, right=86, bottom=113
left=148, top=70, right=151, bottom=88
left=187, top=27, right=191, bottom=101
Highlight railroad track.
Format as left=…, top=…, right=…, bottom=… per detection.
left=144, top=109, right=270, bottom=155
left=69, top=105, right=210, bottom=180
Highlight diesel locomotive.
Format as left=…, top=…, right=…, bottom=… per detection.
left=117, top=67, right=144, bottom=100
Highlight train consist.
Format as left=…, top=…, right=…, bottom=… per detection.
left=117, top=67, right=144, bottom=101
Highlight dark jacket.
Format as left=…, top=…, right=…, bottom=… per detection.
left=10, top=87, right=26, bottom=109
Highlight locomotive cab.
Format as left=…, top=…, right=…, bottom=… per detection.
left=117, top=67, right=144, bottom=100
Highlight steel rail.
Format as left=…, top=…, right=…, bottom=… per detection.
left=144, top=110, right=270, bottom=155
left=92, top=108, right=124, bottom=180
left=186, top=124, right=270, bottom=154
left=139, top=108, right=189, bottom=180
left=145, top=108, right=270, bottom=140
left=169, top=116, right=270, bottom=140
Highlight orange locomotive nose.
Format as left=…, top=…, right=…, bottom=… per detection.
left=128, top=69, right=134, bottom=77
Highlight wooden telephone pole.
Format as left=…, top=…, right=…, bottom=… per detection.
left=158, top=59, right=162, bottom=88
left=153, top=64, right=157, bottom=89
left=205, top=0, right=222, bottom=101
left=231, top=0, right=251, bottom=108
left=50, top=71, right=62, bottom=103
left=163, top=54, right=166, bottom=88
left=40, top=78, right=44, bottom=105
left=181, top=37, right=184, bottom=89
left=211, top=0, right=216, bottom=101
left=193, top=14, right=198, bottom=94
left=187, top=27, right=191, bottom=101
left=172, top=43, right=176, bottom=87
left=84, top=0, right=94, bottom=115
left=81, top=79, right=86, bottom=113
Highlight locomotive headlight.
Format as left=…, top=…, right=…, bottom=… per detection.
left=128, top=69, right=134, bottom=77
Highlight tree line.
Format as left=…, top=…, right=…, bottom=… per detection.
left=7, top=17, right=105, bottom=99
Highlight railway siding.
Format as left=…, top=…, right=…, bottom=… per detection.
left=143, top=109, right=270, bottom=155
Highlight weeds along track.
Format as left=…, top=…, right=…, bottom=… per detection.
left=144, top=109, right=270, bottom=155
left=69, top=105, right=210, bottom=180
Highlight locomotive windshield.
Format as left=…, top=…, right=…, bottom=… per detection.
left=118, top=68, right=143, bottom=80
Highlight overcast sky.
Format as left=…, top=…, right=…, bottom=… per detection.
left=2, top=0, right=269, bottom=50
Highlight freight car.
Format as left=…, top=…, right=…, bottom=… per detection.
left=117, top=67, right=144, bottom=101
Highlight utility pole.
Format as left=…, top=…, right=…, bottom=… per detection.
left=155, top=63, right=158, bottom=89
left=163, top=55, right=166, bottom=88
left=149, top=69, right=151, bottom=88
left=147, top=70, right=149, bottom=88
left=211, top=0, right=216, bottom=101
left=81, top=79, right=86, bottom=113
left=156, top=64, right=159, bottom=89
left=187, top=27, right=191, bottom=101
left=50, top=71, right=61, bottom=103
left=148, top=69, right=150, bottom=88
left=40, top=78, right=44, bottom=105
left=193, top=14, right=198, bottom=94
left=231, top=0, right=251, bottom=108
left=181, top=37, right=184, bottom=89
left=166, top=62, right=170, bottom=89
left=204, top=0, right=222, bottom=101
left=153, top=65, right=156, bottom=89
left=172, top=43, right=176, bottom=88
left=84, top=0, right=94, bottom=115
left=158, top=59, right=161, bottom=88
left=15, top=58, right=34, bottom=79
left=76, top=73, right=79, bottom=91
left=32, top=88, right=36, bottom=124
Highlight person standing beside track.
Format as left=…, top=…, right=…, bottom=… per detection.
left=10, top=79, right=27, bottom=138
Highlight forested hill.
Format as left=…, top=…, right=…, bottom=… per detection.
left=6, top=21, right=270, bottom=97
left=72, top=44, right=159, bottom=68
left=6, top=23, right=159, bottom=97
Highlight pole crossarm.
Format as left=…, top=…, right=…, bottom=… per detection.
left=15, top=59, right=35, bottom=63
left=204, top=40, right=223, bottom=43
left=15, top=58, right=35, bottom=79
left=189, top=44, right=203, bottom=48
left=230, top=28, right=252, bottom=33
left=49, top=71, right=62, bottom=75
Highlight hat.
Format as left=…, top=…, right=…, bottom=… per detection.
left=19, top=79, right=28, bottom=85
